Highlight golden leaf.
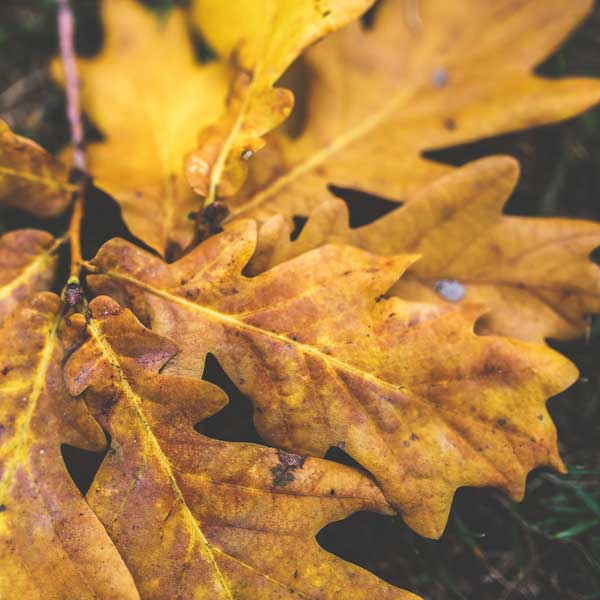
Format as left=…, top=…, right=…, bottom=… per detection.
left=185, top=0, right=375, bottom=204
left=64, top=295, right=418, bottom=599
left=87, top=223, right=577, bottom=538
left=0, top=229, right=60, bottom=325
left=0, top=119, right=74, bottom=217
left=0, top=293, right=138, bottom=599
left=228, top=0, right=600, bottom=222
left=249, top=156, right=600, bottom=342
left=55, top=0, right=230, bottom=257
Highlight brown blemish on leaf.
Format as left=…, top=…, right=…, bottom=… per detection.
left=271, top=449, right=306, bottom=487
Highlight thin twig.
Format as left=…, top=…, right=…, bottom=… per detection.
left=57, top=0, right=86, bottom=286
left=57, top=0, right=85, bottom=172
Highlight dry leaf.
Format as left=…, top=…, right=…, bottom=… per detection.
left=0, top=119, right=74, bottom=217
left=0, top=293, right=139, bottom=599
left=54, top=0, right=230, bottom=257
left=185, top=0, right=375, bottom=203
left=250, top=156, right=600, bottom=342
left=0, top=229, right=60, bottom=325
left=87, top=223, right=577, bottom=538
left=228, top=0, right=600, bottom=223
left=64, top=295, right=418, bottom=599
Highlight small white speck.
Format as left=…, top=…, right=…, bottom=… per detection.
left=39, top=449, right=45, bottom=455
left=435, top=279, right=465, bottom=302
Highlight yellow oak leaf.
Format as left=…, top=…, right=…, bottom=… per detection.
left=0, top=229, right=60, bottom=325
left=64, top=295, right=419, bottom=600
left=228, top=0, right=600, bottom=223
left=87, top=223, right=577, bottom=538
left=0, top=119, right=74, bottom=217
left=249, top=156, right=600, bottom=342
left=0, top=293, right=139, bottom=599
left=54, top=0, right=230, bottom=258
left=185, top=0, right=375, bottom=204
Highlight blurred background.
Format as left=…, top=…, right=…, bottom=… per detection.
left=1, top=1, right=599, bottom=598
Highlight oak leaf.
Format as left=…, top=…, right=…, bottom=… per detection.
left=55, top=0, right=230, bottom=257
left=64, top=295, right=418, bottom=599
left=0, top=293, right=139, bottom=599
left=61, top=0, right=371, bottom=258
left=0, top=119, right=74, bottom=217
left=87, top=222, right=577, bottom=538
left=228, top=0, right=600, bottom=223
left=185, top=0, right=375, bottom=204
left=0, top=229, right=60, bottom=325
left=249, top=156, right=600, bottom=342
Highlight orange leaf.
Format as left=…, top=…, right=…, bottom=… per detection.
left=0, top=293, right=138, bottom=599
left=87, top=223, right=577, bottom=538
left=0, top=120, right=74, bottom=218
left=228, top=0, right=600, bottom=222
left=185, top=0, right=375, bottom=205
left=249, top=156, right=600, bottom=342
left=63, top=295, right=418, bottom=599
left=0, top=229, right=60, bottom=325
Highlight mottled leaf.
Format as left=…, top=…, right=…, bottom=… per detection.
left=185, top=0, right=375, bottom=204
left=88, top=224, right=577, bottom=538
left=228, top=0, right=600, bottom=222
left=0, top=293, right=138, bottom=599
left=0, top=229, right=60, bottom=325
left=0, top=120, right=74, bottom=217
left=64, top=295, right=418, bottom=599
left=249, top=156, right=600, bottom=342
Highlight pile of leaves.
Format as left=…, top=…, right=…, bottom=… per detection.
left=1, top=1, right=600, bottom=598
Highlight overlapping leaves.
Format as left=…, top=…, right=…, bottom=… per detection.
left=88, top=222, right=577, bottom=537
left=1, top=0, right=599, bottom=597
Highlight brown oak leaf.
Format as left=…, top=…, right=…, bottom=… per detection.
left=0, top=293, right=138, bottom=599
left=87, top=223, right=577, bottom=538
left=63, top=295, right=419, bottom=599
left=0, top=229, right=60, bottom=325
left=228, top=0, right=600, bottom=223
left=0, top=119, right=74, bottom=217
left=249, top=156, right=600, bottom=342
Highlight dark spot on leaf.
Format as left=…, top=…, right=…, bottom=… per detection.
left=329, top=488, right=336, bottom=496
left=271, top=449, right=306, bottom=486
left=0, top=504, right=6, bottom=512
left=497, top=418, right=507, bottom=427
left=538, top=414, right=544, bottom=421
left=443, top=117, right=457, bottom=130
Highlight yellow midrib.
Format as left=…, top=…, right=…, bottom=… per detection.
left=0, top=165, right=75, bottom=191
left=229, top=82, right=417, bottom=220
left=205, top=3, right=277, bottom=208
left=0, top=243, right=58, bottom=304
left=87, top=316, right=235, bottom=600
left=0, top=313, right=60, bottom=499
left=89, top=263, right=408, bottom=397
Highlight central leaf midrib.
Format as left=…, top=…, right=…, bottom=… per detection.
left=93, top=265, right=545, bottom=454
left=87, top=316, right=234, bottom=600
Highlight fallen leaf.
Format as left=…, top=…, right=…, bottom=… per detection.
left=185, top=0, right=375, bottom=204
left=228, top=0, right=600, bottom=223
left=0, top=229, right=60, bottom=325
left=64, top=295, right=418, bottom=599
left=87, top=223, right=578, bottom=538
left=0, top=293, right=139, bottom=599
left=55, top=0, right=230, bottom=257
left=249, top=156, right=600, bottom=342
left=0, top=119, right=74, bottom=217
